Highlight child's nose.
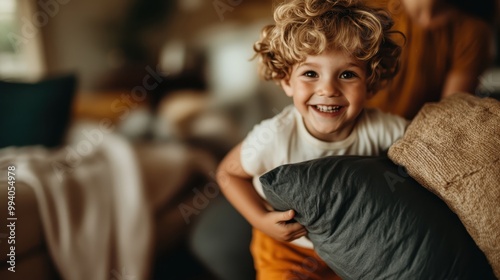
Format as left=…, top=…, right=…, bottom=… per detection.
left=318, top=79, right=341, bottom=97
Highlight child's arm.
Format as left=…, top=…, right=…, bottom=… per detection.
left=216, top=142, right=307, bottom=242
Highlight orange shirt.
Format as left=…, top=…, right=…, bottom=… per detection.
left=366, top=0, right=494, bottom=119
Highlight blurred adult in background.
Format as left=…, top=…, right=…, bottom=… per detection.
left=367, top=0, right=497, bottom=119
left=189, top=0, right=497, bottom=279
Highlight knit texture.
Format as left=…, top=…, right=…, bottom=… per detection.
left=388, top=92, right=500, bottom=278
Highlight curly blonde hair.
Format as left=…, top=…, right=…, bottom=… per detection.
left=253, top=0, right=404, bottom=92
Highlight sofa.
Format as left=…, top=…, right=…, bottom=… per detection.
left=0, top=75, right=225, bottom=280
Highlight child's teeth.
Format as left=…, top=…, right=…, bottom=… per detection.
left=316, top=105, right=341, bottom=113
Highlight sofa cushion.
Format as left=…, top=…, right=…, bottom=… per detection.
left=388, top=92, right=500, bottom=278
left=0, top=74, right=77, bottom=148
left=260, top=155, right=495, bottom=280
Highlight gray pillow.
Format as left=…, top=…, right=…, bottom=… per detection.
left=260, top=156, right=495, bottom=280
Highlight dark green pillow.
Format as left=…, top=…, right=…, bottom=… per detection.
left=260, top=156, right=495, bottom=280
left=0, top=74, right=77, bottom=148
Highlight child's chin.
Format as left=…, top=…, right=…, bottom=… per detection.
left=311, top=128, right=341, bottom=140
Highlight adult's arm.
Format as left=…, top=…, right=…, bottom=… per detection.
left=441, top=18, right=494, bottom=98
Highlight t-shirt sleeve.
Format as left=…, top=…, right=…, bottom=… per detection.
left=240, top=112, right=289, bottom=177
left=241, top=125, right=268, bottom=176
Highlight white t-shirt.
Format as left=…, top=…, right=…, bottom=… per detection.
left=240, top=105, right=409, bottom=248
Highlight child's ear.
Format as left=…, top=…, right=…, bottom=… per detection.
left=280, top=78, right=294, bottom=97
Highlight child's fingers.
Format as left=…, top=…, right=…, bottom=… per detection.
left=283, top=220, right=304, bottom=231
left=282, top=227, right=307, bottom=242
left=288, top=225, right=307, bottom=235
left=272, top=209, right=296, bottom=223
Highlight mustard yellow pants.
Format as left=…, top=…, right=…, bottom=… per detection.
left=250, top=229, right=342, bottom=280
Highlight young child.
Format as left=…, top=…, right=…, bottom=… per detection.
left=216, top=0, right=409, bottom=278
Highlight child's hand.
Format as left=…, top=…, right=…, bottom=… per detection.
left=257, top=209, right=307, bottom=242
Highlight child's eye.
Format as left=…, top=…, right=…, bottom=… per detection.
left=302, top=71, right=318, bottom=78
left=340, top=71, right=356, bottom=79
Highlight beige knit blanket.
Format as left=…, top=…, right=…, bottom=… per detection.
left=0, top=131, right=153, bottom=280
left=388, top=92, right=500, bottom=278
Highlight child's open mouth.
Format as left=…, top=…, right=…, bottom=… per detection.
left=314, top=105, right=342, bottom=113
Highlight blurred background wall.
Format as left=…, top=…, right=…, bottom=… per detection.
left=1, top=0, right=276, bottom=90
left=1, top=0, right=296, bottom=144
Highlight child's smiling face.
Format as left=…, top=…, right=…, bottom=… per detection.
left=281, top=49, right=373, bottom=142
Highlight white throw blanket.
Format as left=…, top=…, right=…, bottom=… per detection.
left=0, top=131, right=153, bottom=280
